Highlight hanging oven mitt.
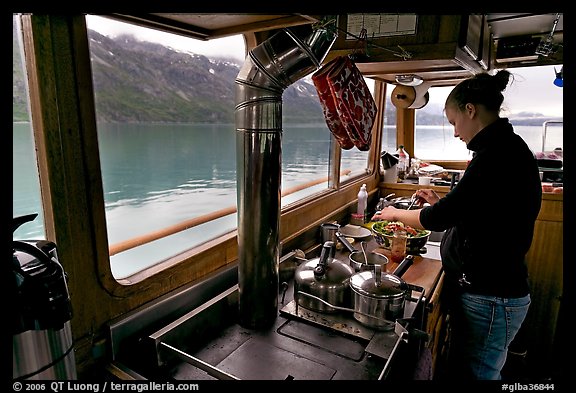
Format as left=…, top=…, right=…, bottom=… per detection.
left=312, top=57, right=355, bottom=150
left=326, top=56, right=377, bottom=151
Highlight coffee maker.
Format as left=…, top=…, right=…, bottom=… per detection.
left=12, top=213, right=77, bottom=380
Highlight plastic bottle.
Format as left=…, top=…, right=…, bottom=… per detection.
left=396, top=145, right=410, bottom=180
left=357, top=184, right=368, bottom=222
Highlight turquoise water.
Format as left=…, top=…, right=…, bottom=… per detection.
left=13, top=122, right=562, bottom=277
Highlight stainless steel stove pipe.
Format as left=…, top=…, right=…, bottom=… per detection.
left=235, top=26, right=336, bottom=329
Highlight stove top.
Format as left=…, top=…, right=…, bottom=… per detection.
left=109, top=254, right=429, bottom=381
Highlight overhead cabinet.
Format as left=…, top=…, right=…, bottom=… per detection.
left=326, top=14, right=491, bottom=87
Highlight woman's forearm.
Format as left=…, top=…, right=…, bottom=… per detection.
left=372, top=207, right=424, bottom=229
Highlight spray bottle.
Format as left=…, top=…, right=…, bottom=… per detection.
left=357, top=183, right=368, bottom=223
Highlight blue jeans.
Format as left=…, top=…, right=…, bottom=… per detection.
left=446, top=292, right=531, bottom=380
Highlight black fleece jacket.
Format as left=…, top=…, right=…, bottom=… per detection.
left=419, top=118, right=542, bottom=297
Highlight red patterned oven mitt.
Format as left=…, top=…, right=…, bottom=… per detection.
left=312, top=56, right=377, bottom=151
left=312, top=57, right=355, bottom=150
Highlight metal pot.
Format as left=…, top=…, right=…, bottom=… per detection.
left=320, top=223, right=357, bottom=259
left=349, top=255, right=415, bottom=330
left=320, top=222, right=340, bottom=245
left=294, top=241, right=355, bottom=313
left=349, top=249, right=389, bottom=272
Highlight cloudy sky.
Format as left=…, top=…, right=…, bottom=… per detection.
left=86, top=15, right=563, bottom=117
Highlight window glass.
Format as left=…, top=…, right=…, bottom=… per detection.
left=415, top=86, right=470, bottom=160
left=380, top=83, right=397, bottom=155
left=281, top=122, right=331, bottom=205
left=340, top=147, right=369, bottom=182
left=13, top=14, right=45, bottom=240
left=414, top=66, right=563, bottom=160
left=503, top=66, right=563, bottom=153
left=86, top=16, right=344, bottom=279
left=87, top=17, right=245, bottom=278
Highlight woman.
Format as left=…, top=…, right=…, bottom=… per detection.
left=372, top=70, right=542, bottom=380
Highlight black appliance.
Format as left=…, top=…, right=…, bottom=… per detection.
left=12, top=214, right=77, bottom=380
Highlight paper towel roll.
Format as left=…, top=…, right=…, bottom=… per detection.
left=391, top=82, right=430, bottom=109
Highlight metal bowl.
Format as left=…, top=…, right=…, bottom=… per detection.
left=371, top=222, right=431, bottom=253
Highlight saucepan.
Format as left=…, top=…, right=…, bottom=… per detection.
left=320, top=223, right=356, bottom=256
left=388, top=196, right=425, bottom=210
left=350, top=255, right=424, bottom=330
left=320, top=223, right=389, bottom=274
left=348, top=241, right=389, bottom=272
left=296, top=255, right=424, bottom=330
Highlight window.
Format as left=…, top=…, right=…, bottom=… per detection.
left=414, top=66, right=563, bottom=160
left=13, top=14, right=45, bottom=241
left=381, top=83, right=397, bottom=155
left=415, top=85, right=470, bottom=161
left=504, top=66, right=563, bottom=154
left=86, top=16, right=370, bottom=279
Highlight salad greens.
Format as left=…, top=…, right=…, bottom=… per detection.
left=372, top=221, right=430, bottom=238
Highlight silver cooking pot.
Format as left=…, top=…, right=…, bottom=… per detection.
left=294, top=241, right=355, bottom=313
left=349, top=249, right=389, bottom=272
left=296, top=255, right=422, bottom=330
left=349, top=255, right=416, bottom=330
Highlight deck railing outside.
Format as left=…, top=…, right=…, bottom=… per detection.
left=109, top=169, right=352, bottom=256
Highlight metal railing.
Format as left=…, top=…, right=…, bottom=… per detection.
left=109, top=169, right=352, bottom=256
left=541, top=120, right=563, bottom=152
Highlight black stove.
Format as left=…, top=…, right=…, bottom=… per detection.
left=108, top=252, right=427, bottom=381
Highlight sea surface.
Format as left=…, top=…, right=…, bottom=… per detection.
left=13, top=122, right=563, bottom=278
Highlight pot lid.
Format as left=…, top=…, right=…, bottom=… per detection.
left=350, top=270, right=406, bottom=298
left=297, top=257, right=355, bottom=284
left=295, top=242, right=354, bottom=286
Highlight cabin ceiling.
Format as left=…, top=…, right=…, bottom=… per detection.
left=108, top=13, right=563, bottom=87
left=112, top=13, right=563, bottom=42
left=109, top=14, right=321, bottom=40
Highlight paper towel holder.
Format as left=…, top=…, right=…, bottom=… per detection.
left=395, top=74, right=423, bottom=86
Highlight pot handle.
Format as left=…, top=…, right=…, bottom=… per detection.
left=296, top=291, right=398, bottom=326
left=392, top=255, right=414, bottom=277
left=314, top=241, right=333, bottom=277
left=335, top=231, right=357, bottom=253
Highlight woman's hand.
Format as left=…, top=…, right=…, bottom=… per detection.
left=415, top=189, right=440, bottom=205
left=372, top=203, right=426, bottom=230
left=372, top=206, right=399, bottom=222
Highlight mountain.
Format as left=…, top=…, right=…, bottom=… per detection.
left=87, top=31, right=328, bottom=124
left=13, top=22, right=28, bottom=122
left=12, top=28, right=326, bottom=124
left=13, top=25, right=561, bottom=126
